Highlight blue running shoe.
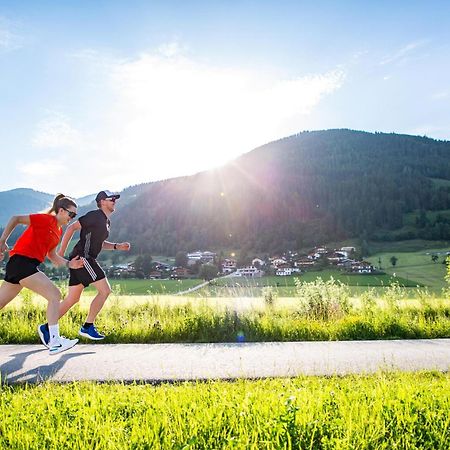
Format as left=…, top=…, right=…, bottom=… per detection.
left=37, top=323, right=50, bottom=348
left=79, top=324, right=105, bottom=340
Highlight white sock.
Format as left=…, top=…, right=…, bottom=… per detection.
left=48, top=324, right=60, bottom=347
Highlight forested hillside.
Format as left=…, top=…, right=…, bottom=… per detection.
left=108, top=129, right=450, bottom=254
left=0, top=189, right=53, bottom=226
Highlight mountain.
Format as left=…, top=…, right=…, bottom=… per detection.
left=76, top=193, right=97, bottom=207
left=0, top=189, right=96, bottom=226
left=0, top=188, right=54, bottom=227
left=2, top=129, right=450, bottom=255
left=108, top=129, right=450, bottom=254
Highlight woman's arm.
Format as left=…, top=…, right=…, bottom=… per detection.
left=0, top=215, right=30, bottom=260
left=57, top=220, right=81, bottom=257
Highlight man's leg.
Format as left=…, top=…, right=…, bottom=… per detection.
left=78, top=278, right=111, bottom=340
left=0, top=281, right=22, bottom=309
left=85, top=277, right=112, bottom=323
left=59, top=284, right=85, bottom=318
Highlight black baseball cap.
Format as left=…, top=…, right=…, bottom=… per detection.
left=95, top=190, right=121, bottom=202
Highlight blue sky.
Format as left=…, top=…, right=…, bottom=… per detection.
left=1, top=0, right=449, bottom=196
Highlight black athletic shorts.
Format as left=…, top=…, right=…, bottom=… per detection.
left=4, top=254, right=41, bottom=284
left=69, top=257, right=106, bottom=287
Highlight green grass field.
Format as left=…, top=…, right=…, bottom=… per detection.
left=367, top=247, right=448, bottom=291
left=1, top=372, right=449, bottom=449
left=78, top=273, right=425, bottom=298
left=84, top=278, right=201, bottom=295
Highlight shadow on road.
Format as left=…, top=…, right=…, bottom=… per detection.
left=1, top=348, right=95, bottom=384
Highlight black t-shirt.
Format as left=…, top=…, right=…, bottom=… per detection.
left=70, top=209, right=110, bottom=259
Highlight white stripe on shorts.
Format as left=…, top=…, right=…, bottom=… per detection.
left=81, top=257, right=97, bottom=281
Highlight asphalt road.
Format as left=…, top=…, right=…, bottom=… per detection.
left=1, top=339, right=449, bottom=384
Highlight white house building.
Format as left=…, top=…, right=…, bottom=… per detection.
left=222, top=259, right=237, bottom=274
left=252, top=258, right=265, bottom=267
left=276, top=267, right=301, bottom=276
left=234, top=266, right=264, bottom=277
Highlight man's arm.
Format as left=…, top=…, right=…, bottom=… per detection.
left=0, top=215, right=30, bottom=260
left=57, top=220, right=82, bottom=257
left=102, top=241, right=131, bottom=251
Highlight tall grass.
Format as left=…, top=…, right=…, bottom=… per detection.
left=1, top=279, right=449, bottom=343
left=0, top=372, right=448, bottom=449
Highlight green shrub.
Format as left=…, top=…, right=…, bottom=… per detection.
left=294, top=277, right=351, bottom=320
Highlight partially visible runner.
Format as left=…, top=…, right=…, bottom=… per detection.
left=0, top=194, right=84, bottom=355
left=38, top=190, right=130, bottom=346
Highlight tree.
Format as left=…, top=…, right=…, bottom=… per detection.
left=431, top=254, right=439, bottom=263
left=175, top=251, right=188, bottom=268
left=390, top=256, right=398, bottom=267
left=199, top=263, right=218, bottom=281
left=134, top=253, right=152, bottom=277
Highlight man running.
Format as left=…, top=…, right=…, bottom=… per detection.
left=38, top=190, right=130, bottom=346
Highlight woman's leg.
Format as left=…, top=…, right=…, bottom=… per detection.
left=58, top=284, right=85, bottom=319
left=85, top=278, right=112, bottom=323
left=19, top=272, right=60, bottom=325
left=19, top=272, right=78, bottom=354
left=0, top=281, right=23, bottom=309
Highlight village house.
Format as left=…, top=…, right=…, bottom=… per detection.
left=222, top=258, right=237, bottom=274
left=110, top=262, right=136, bottom=278
left=309, top=247, right=329, bottom=259
left=187, top=250, right=216, bottom=266
left=149, top=270, right=163, bottom=279
left=251, top=257, right=265, bottom=267
left=294, top=257, right=316, bottom=269
left=270, top=257, right=287, bottom=268
left=336, top=258, right=354, bottom=270
left=234, top=266, right=264, bottom=277
left=276, top=267, right=301, bottom=276
left=350, top=261, right=375, bottom=274
left=171, top=267, right=190, bottom=279
left=326, top=251, right=348, bottom=265
left=340, top=247, right=356, bottom=257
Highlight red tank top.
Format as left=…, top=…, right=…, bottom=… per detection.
left=10, top=214, right=62, bottom=262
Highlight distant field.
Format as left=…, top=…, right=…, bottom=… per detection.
left=47, top=268, right=438, bottom=297
left=83, top=278, right=200, bottom=295
left=201, top=271, right=423, bottom=297
left=367, top=247, right=448, bottom=291
left=75, top=271, right=424, bottom=297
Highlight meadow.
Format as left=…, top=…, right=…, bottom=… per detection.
left=1, top=372, right=449, bottom=449
left=1, top=277, right=449, bottom=344
left=366, top=246, right=448, bottom=292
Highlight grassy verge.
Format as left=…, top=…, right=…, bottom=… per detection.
left=0, top=372, right=449, bottom=449
left=1, top=288, right=449, bottom=344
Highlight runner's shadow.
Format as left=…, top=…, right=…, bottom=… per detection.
left=1, top=349, right=95, bottom=384
left=0, top=348, right=41, bottom=380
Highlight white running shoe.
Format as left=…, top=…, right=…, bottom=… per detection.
left=48, top=337, right=79, bottom=355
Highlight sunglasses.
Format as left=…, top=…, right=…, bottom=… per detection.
left=62, top=207, right=77, bottom=219
left=105, top=198, right=116, bottom=203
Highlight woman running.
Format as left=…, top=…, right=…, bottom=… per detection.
left=0, top=194, right=84, bottom=354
